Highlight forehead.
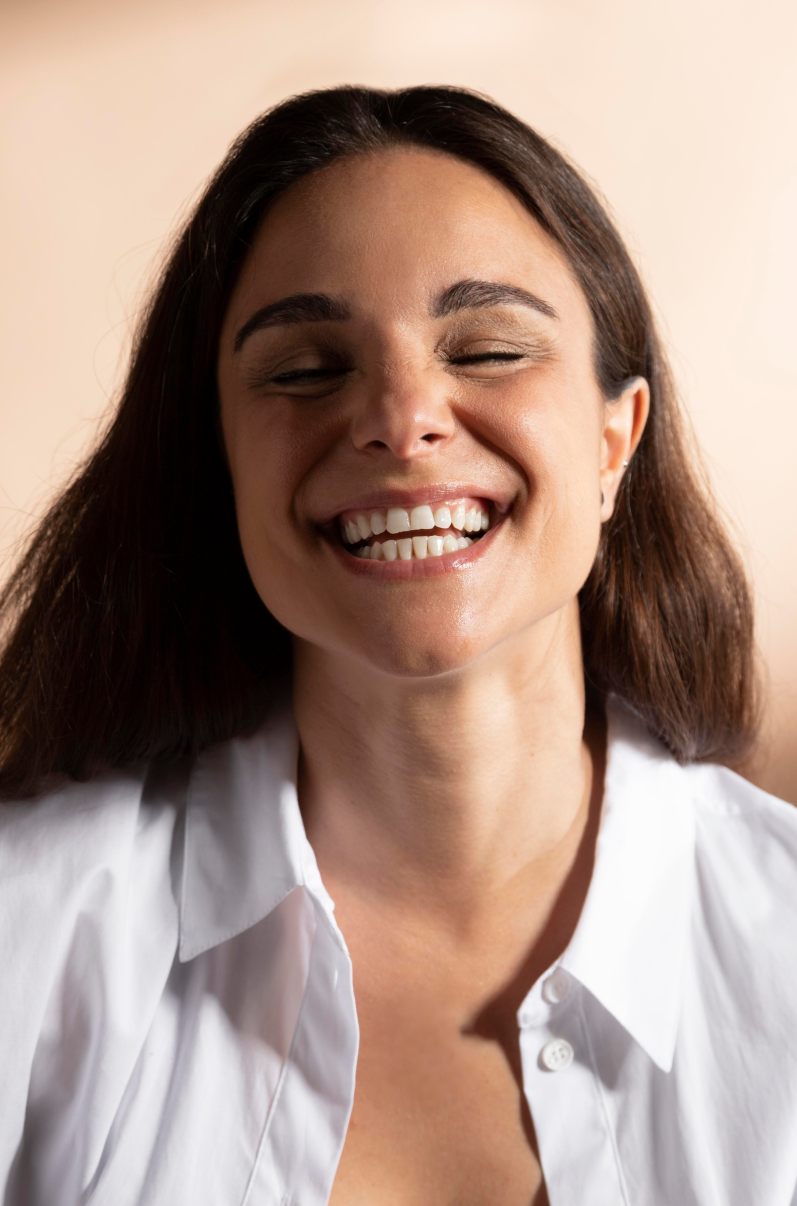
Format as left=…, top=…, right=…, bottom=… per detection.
left=225, top=148, right=586, bottom=328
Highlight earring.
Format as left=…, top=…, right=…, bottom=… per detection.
left=622, top=459, right=629, bottom=467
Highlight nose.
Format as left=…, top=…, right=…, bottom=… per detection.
left=350, top=364, right=455, bottom=460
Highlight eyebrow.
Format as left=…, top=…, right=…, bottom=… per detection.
left=233, top=277, right=558, bottom=353
left=233, top=293, right=352, bottom=352
left=432, top=278, right=558, bottom=320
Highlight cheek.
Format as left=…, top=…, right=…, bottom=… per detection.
left=222, top=405, right=303, bottom=584
left=494, top=381, right=604, bottom=585
left=544, top=432, right=603, bottom=592
left=233, top=494, right=328, bottom=647
left=486, top=369, right=603, bottom=496
left=222, top=397, right=316, bottom=534
left=221, top=403, right=347, bottom=640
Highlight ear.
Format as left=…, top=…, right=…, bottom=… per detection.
left=600, top=377, right=650, bottom=521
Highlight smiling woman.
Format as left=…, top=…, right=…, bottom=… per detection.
left=1, top=87, right=795, bottom=1206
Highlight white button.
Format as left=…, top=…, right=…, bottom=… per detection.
left=542, top=969, right=570, bottom=1005
left=540, top=1038, right=574, bottom=1071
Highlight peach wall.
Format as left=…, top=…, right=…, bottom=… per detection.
left=2, top=0, right=796, bottom=797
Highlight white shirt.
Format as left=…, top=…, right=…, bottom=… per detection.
left=2, top=700, right=797, bottom=1206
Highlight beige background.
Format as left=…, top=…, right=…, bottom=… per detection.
left=2, top=0, right=796, bottom=798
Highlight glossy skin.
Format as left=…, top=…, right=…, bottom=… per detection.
left=218, top=149, right=648, bottom=1206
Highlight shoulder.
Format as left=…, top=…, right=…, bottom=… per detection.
left=684, top=758, right=797, bottom=917
left=0, top=760, right=187, bottom=1004
left=0, top=761, right=186, bottom=940
left=609, top=703, right=797, bottom=1023
left=610, top=702, right=797, bottom=917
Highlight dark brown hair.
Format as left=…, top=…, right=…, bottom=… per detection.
left=0, top=85, right=758, bottom=796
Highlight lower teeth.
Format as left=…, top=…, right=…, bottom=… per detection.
left=355, top=535, right=475, bottom=560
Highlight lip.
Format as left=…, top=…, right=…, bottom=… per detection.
left=314, top=484, right=513, bottom=528
left=326, top=515, right=505, bottom=579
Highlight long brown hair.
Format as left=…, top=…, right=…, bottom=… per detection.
left=0, top=86, right=758, bottom=797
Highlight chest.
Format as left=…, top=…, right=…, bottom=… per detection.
left=327, top=922, right=550, bottom=1206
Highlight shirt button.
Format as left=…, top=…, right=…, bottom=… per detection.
left=540, top=1038, right=574, bottom=1071
left=542, top=968, right=570, bottom=1005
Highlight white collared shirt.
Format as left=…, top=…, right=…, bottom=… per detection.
left=2, top=701, right=797, bottom=1205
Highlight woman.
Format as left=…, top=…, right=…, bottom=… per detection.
left=0, top=85, right=795, bottom=1206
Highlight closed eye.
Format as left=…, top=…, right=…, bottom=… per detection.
left=270, top=367, right=351, bottom=383
left=243, top=362, right=354, bottom=395
left=448, top=352, right=526, bottom=365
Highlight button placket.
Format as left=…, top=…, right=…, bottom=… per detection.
left=519, top=982, right=626, bottom=1204
left=535, top=971, right=574, bottom=1073
left=517, top=967, right=572, bottom=1035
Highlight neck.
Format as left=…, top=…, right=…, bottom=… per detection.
left=295, top=600, right=602, bottom=932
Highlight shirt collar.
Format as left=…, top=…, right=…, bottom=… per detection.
left=179, top=697, right=696, bottom=1071
left=178, top=701, right=333, bottom=962
left=560, top=699, right=695, bottom=1072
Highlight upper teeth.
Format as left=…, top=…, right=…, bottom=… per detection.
left=341, top=503, right=490, bottom=545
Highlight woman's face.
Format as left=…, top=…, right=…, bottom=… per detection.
left=218, top=149, right=641, bottom=678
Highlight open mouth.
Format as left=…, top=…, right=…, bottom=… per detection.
left=338, top=498, right=492, bottom=561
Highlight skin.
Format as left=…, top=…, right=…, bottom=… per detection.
left=218, top=148, right=649, bottom=1206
